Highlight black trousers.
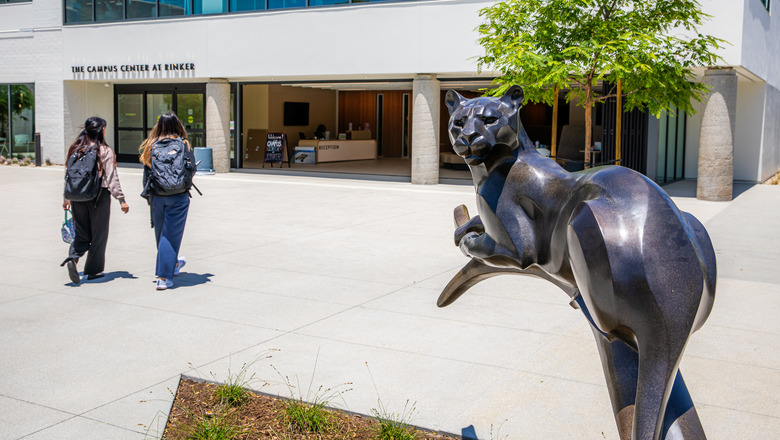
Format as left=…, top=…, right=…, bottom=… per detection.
left=68, top=188, right=111, bottom=276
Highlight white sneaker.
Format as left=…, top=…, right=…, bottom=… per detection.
left=174, top=257, right=186, bottom=276
left=156, top=278, right=174, bottom=290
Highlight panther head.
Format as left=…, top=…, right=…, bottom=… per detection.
left=445, top=86, right=524, bottom=166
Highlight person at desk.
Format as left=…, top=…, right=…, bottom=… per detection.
left=314, top=124, right=327, bottom=140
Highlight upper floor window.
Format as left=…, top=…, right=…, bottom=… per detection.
left=64, top=0, right=393, bottom=23
left=761, top=0, right=771, bottom=12
left=0, top=0, right=33, bottom=3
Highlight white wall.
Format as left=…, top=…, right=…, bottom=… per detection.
left=0, top=0, right=65, bottom=162
left=61, top=0, right=492, bottom=81
left=64, top=81, right=115, bottom=156
left=759, top=84, right=780, bottom=181
left=0, top=3, right=34, bottom=31
left=734, top=79, right=765, bottom=181
left=696, top=0, right=745, bottom=67
left=685, top=76, right=767, bottom=182
left=740, top=0, right=780, bottom=88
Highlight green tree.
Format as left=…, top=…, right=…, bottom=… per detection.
left=476, top=0, right=725, bottom=160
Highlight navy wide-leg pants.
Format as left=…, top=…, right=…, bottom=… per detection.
left=151, top=193, right=190, bottom=280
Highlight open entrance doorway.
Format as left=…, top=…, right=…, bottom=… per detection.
left=236, top=80, right=490, bottom=181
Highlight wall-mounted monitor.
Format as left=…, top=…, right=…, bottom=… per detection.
left=283, top=101, right=309, bottom=126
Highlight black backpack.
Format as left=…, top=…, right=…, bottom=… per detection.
left=64, top=146, right=101, bottom=202
left=149, top=137, right=198, bottom=196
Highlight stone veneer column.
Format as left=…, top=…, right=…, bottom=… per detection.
left=206, top=79, right=231, bottom=173
left=697, top=68, right=737, bottom=201
left=411, top=74, right=440, bottom=184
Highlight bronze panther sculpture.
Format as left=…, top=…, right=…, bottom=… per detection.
left=439, top=86, right=716, bottom=440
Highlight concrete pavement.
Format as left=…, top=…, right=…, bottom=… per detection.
left=1, top=165, right=779, bottom=439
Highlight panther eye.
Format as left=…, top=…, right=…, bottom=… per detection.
left=453, top=118, right=466, bottom=127
left=481, top=116, right=499, bottom=125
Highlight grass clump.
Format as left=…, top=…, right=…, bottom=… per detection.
left=372, top=399, right=419, bottom=440
left=175, top=409, right=245, bottom=440
left=282, top=392, right=334, bottom=434
left=208, top=350, right=277, bottom=407
left=213, top=363, right=256, bottom=407
left=275, top=349, right=352, bottom=435
left=366, top=362, right=420, bottom=440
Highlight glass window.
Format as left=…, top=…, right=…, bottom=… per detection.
left=0, top=87, right=7, bottom=159
left=177, top=93, right=204, bottom=130
left=96, top=0, right=123, bottom=21
left=761, top=0, right=770, bottom=12
left=178, top=93, right=205, bottom=148
left=194, top=0, right=227, bottom=14
left=65, top=0, right=94, bottom=23
left=230, top=0, right=264, bottom=11
left=309, top=0, right=348, bottom=5
left=187, top=132, right=205, bottom=148
left=229, top=89, right=235, bottom=161
left=146, top=93, right=174, bottom=127
left=127, top=0, right=157, bottom=19
left=0, top=84, right=35, bottom=161
left=656, top=110, right=667, bottom=183
left=675, top=110, right=686, bottom=181
left=160, top=0, right=190, bottom=16
left=268, top=0, right=304, bottom=9
left=118, top=130, right=145, bottom=155
left=117, top=94, right=143, bottom=128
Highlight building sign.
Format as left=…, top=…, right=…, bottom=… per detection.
left=70, top=62, right=196, bottom=79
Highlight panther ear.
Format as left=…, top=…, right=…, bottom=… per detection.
left=501, top=85, right=524, bottom=110
left=445, top=90, right=466, bottom=115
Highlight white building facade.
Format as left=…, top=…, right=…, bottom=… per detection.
left=0, top=0, right=777, bottom=184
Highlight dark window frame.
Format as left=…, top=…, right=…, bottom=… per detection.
left=114, top=83, right=206, bottom=163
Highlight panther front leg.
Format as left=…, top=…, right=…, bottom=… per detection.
left=452, top=205, right=524, bottom=269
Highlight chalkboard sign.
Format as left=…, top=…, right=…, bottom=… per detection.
left=263, top=133, right=289, bottom=168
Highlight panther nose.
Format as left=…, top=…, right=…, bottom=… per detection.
left=465, top=132, right=480, bottom=145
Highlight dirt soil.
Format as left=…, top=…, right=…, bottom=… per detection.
left=163, top=379, right=460, bottom=440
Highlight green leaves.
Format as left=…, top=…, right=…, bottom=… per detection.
left=476, top=0, right=725, bottom=114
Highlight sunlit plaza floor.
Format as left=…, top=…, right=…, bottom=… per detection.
left=241, top=157, right=472, bottom=183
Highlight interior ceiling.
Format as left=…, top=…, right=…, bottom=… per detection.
left=281, top=78, right=496, bottom=92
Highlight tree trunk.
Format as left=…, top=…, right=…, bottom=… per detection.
left=584, top=84, right=593, bottom=167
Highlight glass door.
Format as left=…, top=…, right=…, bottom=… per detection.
left=177, top=93, right=204, bottom=148
left=114, top=84, right=205, bottom=163
left=146, top=93, right=174, bottom=135
left=116, top=92, right=144, bottom=162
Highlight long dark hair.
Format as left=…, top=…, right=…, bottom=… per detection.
left=67, top=116, right=110, bottom=174
left=139, top=112, right=189, bottom=167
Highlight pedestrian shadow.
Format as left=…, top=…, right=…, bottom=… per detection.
left=174, top=272, right=214, bottom=287
left=66, top=270, right=137, bottom=286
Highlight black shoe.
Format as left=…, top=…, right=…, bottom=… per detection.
left=66, top=259, right=80, bottom=284
left=86, top=273, right=104, bottom=280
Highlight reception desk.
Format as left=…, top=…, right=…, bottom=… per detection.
left=298, top=139, right=377, bottom=163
